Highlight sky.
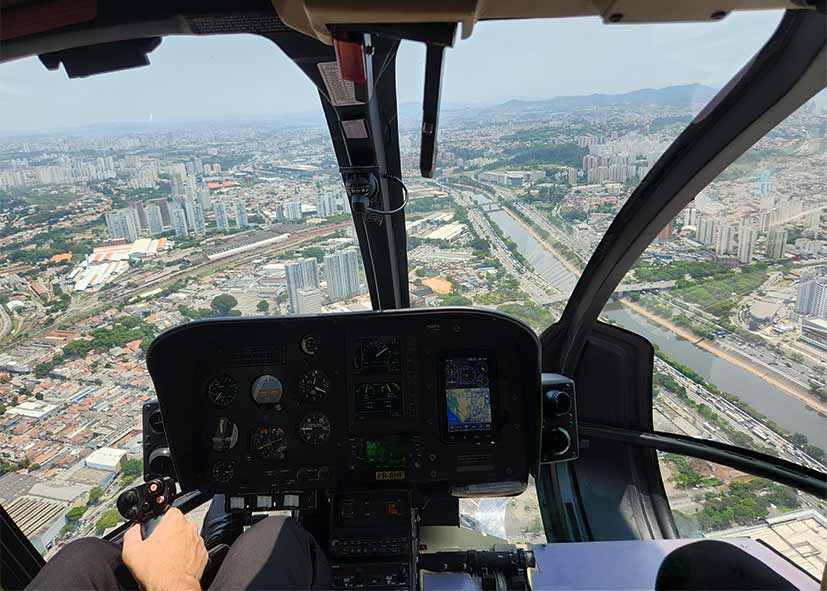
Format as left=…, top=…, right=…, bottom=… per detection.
left=0, top=10, right=785, bottom=131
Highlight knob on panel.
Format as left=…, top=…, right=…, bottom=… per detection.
left=544, top=390, right=572, bottom=416
left=547, top=427, right=572, bottom=456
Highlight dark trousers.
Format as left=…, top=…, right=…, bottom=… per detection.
left=26, top=516, right=331, bottom=590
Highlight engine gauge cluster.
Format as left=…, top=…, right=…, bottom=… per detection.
left=354, top=336, right=402, bottom=374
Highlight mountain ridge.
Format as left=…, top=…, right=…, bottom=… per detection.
left=484, top=83, right=718, bottom=113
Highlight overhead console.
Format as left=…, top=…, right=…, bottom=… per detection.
left=145, top=308, right=542, bottom=500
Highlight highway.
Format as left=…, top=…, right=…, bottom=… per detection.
left=655, top=358, right=826, bottom=473
left=645, top=290, right=822, bottom=397
left=436, top=181, right=559, bottom=304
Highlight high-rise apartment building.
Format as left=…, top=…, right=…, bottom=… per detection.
left=170, top=203, right=189, bottom=238
left=197, top=187, right=212, bottom=211
left=183, top=197, right=206, bottom=235
left=147, top=199, right=172, bottom=227
left=737, top=224, right=758, bottom=264
left=683, top=207, right=699, bottom=228
left=765, top=227, right=788, bottom=260
left=285, top=200, right=303, bottom=222
left=804, top=210, right=821, bottom=235
left=214, top=200, right=231, bottom=231
left=316, top=192, right=336, bottom=218
left=234, top=201, right=249, bottom=228
left=105, top=208, right=140, bottom=242
left=286, top=258, right=320, bottom=313
left=296, top=288, right=322, bottom=314
left=325, top=248, right=360, bottom=302
left=796, top=273, right=827, bottom=318
left=716, top=223, right=736, bottom=256
left=146, top=205, right=164, bottom=235
left=696, top=217, right=717, bottom=246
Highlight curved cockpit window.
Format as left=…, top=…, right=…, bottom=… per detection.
left=0, top=10, right=810, bottom=560
left=404, top=13, right=781, bottom=332
left=604, top=95, right=827, bottom=468
left=0, top=34, right=360, bottom=555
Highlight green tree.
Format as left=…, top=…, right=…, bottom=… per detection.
left=95, top=509, right=122, bottom=534
left=66, top=505, right=87, bottom=522
left=88, top=486, right=104, bottom=505
left=256, top=299, right=270, bottom=313
left=440, top=294, right=472, bottom=306
left=121, top=459, right=143, bottom=478
left=302, top=247, right=325, bottom=263
left=210, top=294, right=238, bottom=316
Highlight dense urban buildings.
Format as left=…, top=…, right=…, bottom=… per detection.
left=0, top=84, right=824, bottom=572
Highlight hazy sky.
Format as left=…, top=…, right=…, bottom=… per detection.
left=0, top=10, right=783, bottom=131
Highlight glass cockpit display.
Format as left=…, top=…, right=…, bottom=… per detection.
left=444, top=356, right=493, bottom=436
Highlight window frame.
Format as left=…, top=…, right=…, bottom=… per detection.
left=538, top=9, right=827, bottom=543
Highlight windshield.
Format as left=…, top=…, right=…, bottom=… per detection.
left=0, top=35, right=368, bottom=554
left=403, top=14, right=780, bottom=332
left=0, top=12, right=797, bottom=556
left=603, top=96, right=827, bottom=468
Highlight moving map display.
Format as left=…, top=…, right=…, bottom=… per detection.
left=444, top=356, right=492, bottom=433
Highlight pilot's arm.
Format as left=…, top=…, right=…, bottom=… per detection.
left=122, top=508, right=208, bottom=591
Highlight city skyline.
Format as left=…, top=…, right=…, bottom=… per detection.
left=0, top=10, right=787, bottom=131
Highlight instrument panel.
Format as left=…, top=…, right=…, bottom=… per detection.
left=145, top=308, right=541, bottom=496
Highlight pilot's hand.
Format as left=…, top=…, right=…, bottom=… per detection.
left=122, top=507, right=208, bottom=591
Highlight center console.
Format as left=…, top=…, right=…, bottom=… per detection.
left=329, top=490, right=416, bottom=589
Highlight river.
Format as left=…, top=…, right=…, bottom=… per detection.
left=468, top=192, right=827, bottom=449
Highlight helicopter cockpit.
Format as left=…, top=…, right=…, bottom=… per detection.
left=0, top=0, right=825, bottom=589
left=143, top=308, right=548, bottom=590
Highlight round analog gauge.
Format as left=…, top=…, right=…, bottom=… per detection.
left=298, top=369, right=331, bottom=402
left=301, top=334, right=320, bottom=356
left=251, top=426, right=287, bottom=460
left=211, top=460, right=235, bottom=483
left=297, top=412, right=332, bottom=446
left=251, top=374, right=283, bottom=406
left=207, top=375, right=238, bottom=408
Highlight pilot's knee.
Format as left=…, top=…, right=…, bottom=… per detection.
left=258, top=514, right=295, bottom=534
left=246, top=514, right=308, bottom=544
left=51, top=537, right=120, bottom=565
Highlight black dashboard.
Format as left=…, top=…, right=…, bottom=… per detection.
left=146, top=308, right=541, bottom=501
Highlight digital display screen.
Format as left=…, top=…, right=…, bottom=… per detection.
left=364, top=437, right=408, bottom=467
left=354, top=382, right=403, bottom=418
left=444, top=356, right=493, bottom=433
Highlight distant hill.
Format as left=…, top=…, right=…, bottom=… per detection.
left=485, top=84, right=717, bottom=113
